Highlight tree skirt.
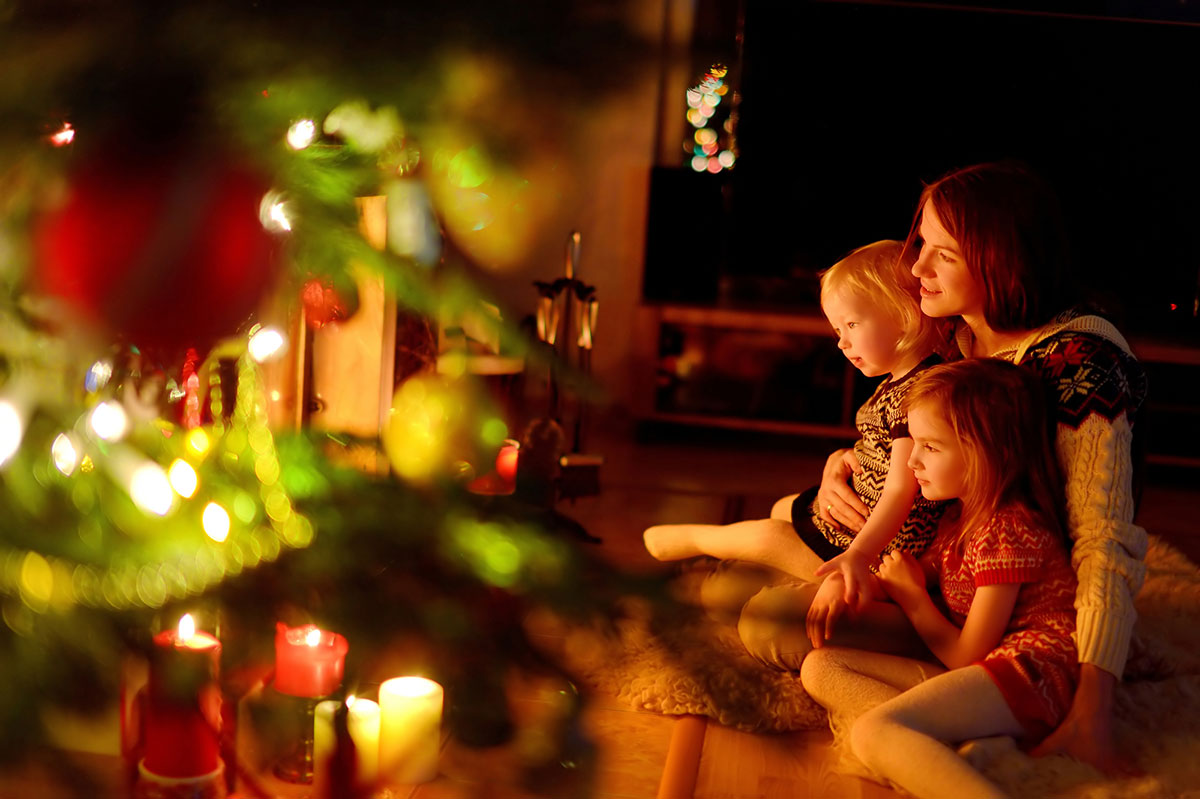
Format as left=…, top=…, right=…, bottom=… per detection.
left=542, top=536, right=1200, bottom=798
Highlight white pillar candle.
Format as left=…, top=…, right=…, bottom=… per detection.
left=378, top=676, right=443, bottom=784
left=313, top=698, right=382, bottom=792
left=347, top=698, right=381, bottom=785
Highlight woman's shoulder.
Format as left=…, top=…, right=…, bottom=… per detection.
left=1020, top=311, right=1148, bottom=424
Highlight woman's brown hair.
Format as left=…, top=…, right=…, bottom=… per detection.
left=903, top=358, right=1066, bottom=548
left=904, top=161, right=1074, bottom=332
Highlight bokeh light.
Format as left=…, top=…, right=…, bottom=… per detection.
left=51, top=433, right=79, bottom=476
left=89, top=401, right=128, bottom=442
left=0, top=401, right=25, bottom=466
left=129, top=462, right=174, bottom=516
left=203, top=503, right=230, bottom=542
left=259, top=191, right=292, bottom=233
left=248, top=326, right=287, bottom=362
left=85, top=361, right=112, bottom=393
left=287, top=119, right=317, bottom=150
left=168, top=459, right=199, bottom=498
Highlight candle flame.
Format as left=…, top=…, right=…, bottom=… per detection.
left=305, top=627, right=322, bottom=647
left=178, top=614, right=195, bottom=643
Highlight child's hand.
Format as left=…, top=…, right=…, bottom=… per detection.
left=814, top=548, right=876, bottom=611
left=806, top=574, right=849, bottom=649
left=877, top=550, right=927, bottom=613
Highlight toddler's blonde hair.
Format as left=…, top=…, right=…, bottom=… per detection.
left=819, top=240, right=951, bottom=364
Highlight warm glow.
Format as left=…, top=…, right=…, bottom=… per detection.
left=178, top=613, right=195, bottom=643
left=49, top=122, right=75, bottom=147
left=89, top=401, right=128, bottom=441
left=186, top=428, right=211, bottom=458
left=306, top=627, right=322, bottom=647
left=384, top=676, right=440, bottom=698
left=0, top=401, right=24, bottom=466
left=259, top=191, right=293, bottom=232
left=130, top=462, right=173, bottom=516
left=51, top=433, right=79, bottom=476
left=287, top=118, right=317, bottom=150
left=203, top=502, right=230, bottom=542
left=168, top=459, right=198, bottom=497
left=248, top=326, right=286, bottom=362
left=270, top=203, right=291, bottom=231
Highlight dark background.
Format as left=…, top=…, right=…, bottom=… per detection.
left=644, top=0, right=1200, bottom=342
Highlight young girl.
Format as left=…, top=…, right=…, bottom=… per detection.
left=643, top=240, right=952, bottom=620
left=800, top=358, right=1078, bottom=799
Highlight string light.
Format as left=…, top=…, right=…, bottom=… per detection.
left=89, top=401, right=128, bottom=441
left=203, top=503, right=231, bottom=542
left=0, top=401, right=24, bottom=466
left=51, top=433, right=79, bottom=476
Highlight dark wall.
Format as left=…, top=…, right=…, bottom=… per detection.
left=645, top=1, right=1200, bottom=339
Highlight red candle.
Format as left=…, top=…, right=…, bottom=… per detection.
left=273, top=623, right=348, bottom=698
left=144, top=614, right=222, bottom=778
left=495, top=442, right=519, bottom=484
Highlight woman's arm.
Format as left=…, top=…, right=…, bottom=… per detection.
left=877, top=550, right=1018, bottom=669
left=816, top=448, right=868, bottom=531
left=816, top=438, right=920, bottom=608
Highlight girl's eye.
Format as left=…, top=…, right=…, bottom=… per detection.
left=846, top=322, right=857, bottom=329
left=923, top=444, right=937, bottom=453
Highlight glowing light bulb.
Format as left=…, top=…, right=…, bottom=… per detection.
left=690, top=155, right=708, bottom=172
left=51, top=433, right=79, bottom=476
left=168, top=459, right=198, bottom=498
left=49, top=122, right=75, bottom=147
left=89, top=401, right=128, bottom=441
left=287, top=119, right=317, bottom=150
left=248, top=327, right=286, bottom=362
left=178, top=613, right=195, bottom=643
left=259, top=191, right=293, bottom=233
left=306, top=627, right=322, bottom=647
left=203, top=502, right=230, bottom=542
left=130, top=462, right=173, bottom=516
left=0, top=401, right=24, bottom=466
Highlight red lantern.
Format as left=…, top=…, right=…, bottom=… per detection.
left=34, top=142, right=281, bottom=358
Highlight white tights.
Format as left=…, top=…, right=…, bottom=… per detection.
left=801, top=647, right=1025, bottom=799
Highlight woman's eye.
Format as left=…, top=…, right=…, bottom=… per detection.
left=938, top=250, right=955, bottom=263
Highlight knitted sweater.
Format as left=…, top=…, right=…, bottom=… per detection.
left=955, top=311, right=1149, bottom=678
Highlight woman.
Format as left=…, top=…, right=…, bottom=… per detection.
left=745, top=162, right=1148, bottom=772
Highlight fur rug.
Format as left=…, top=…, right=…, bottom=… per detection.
left=544, top=536, right=1200, bottom=798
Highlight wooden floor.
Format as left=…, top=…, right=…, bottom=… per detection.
left=7, top=418, right=1196, bottom=798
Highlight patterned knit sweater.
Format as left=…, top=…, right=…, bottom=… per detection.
left=955, top=311, right=1149, bottom=677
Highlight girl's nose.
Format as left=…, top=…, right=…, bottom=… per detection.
left=837, top=335, right=850, bottom=349
left=907, top=452, right=921, bottom=471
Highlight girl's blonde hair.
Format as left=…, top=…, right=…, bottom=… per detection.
left=819, top=240, right=952, bottom=364
left=903, top=358, right=1066, bottom=548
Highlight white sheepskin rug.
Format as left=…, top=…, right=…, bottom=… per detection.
left=543, top=535, right=1200, bottom=798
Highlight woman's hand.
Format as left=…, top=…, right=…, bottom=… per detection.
left=817, top=448, right=868, bottom=532
left=806, top=575, right=849, bottom=649
left=814, top=548, right=877, bottom=610
left=1031, top=664, right=1140, bottom=776
left=877, top=550, right=927, bottom=613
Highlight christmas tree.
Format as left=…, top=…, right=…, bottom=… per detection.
left=0, top=1, right=658, bottom=795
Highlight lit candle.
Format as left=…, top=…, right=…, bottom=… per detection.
left=143, top=614, right=222, bottom=778
left=378, top=676, right=443, bottom=784
left=273, top=622, right=348, bottom=698
left=314, top=697, right=381, bottom=793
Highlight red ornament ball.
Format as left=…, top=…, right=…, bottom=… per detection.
left=34, top=143, right=281, bottom=356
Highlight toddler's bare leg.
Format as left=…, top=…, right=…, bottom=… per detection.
left=643, top=517, right=824, bottom=580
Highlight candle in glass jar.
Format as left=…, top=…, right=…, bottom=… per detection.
left=378, top=676, right=443, bottom=784
left=314, top=696, right=381, bottom=792
left=273, top=622, right=348, bottom=697
left=143, top=614, right=223, bottom=778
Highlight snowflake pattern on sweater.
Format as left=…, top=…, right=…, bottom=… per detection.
left=932, top=506, right=1079, bottom=740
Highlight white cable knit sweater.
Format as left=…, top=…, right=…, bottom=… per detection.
left=956, top=312, right=1149, bottom=678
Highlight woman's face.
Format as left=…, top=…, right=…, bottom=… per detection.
left=911, top=201, right=986, bottom=320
